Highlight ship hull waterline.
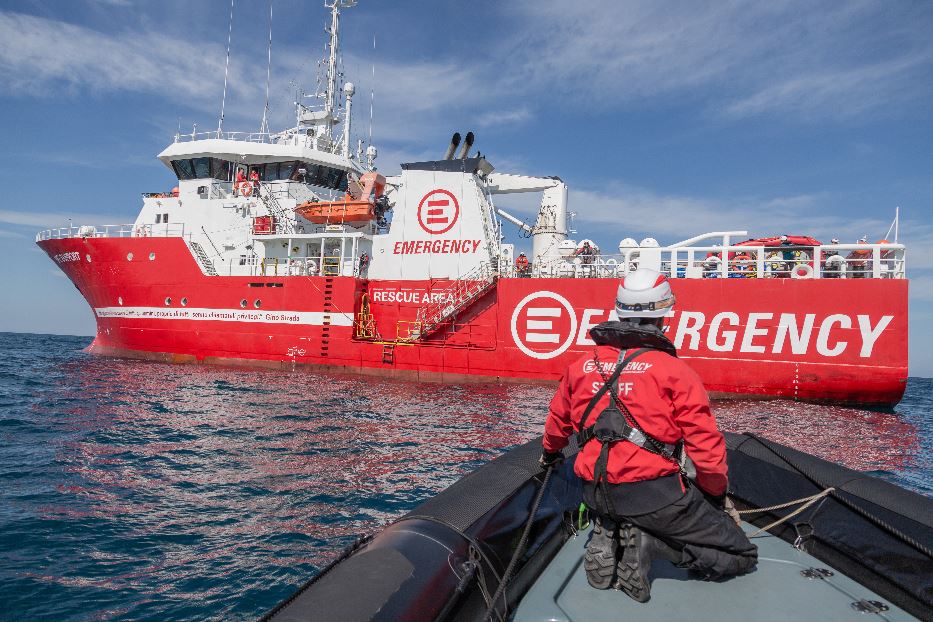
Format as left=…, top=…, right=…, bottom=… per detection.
left=41, top=237, right=908, bottom=407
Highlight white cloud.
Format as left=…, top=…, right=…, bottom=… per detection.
left=503, top=0, right=933, bottom=120
left=724, top=54, right=931, bottom=119
left=0, top=11, right=258, bottom=113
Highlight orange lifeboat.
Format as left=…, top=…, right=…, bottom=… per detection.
left=296, top=172, right=386, bottom=224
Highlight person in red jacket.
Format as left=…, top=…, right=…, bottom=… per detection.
left=539, top=268, right=757, bottom=602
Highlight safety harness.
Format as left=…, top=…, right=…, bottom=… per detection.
left=576, top=348, right=690, bottom=512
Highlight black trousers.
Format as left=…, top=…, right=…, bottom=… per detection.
left=584, top=479, right=758, bottom=579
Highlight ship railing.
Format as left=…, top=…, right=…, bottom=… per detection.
left=528, top=243, right=906, bottom=280
left=36, top=223, right=189, bottom=242
left=248, top=254, right=357, bottom=277
left=172, top=127, right=344, bottom=154
left=174, top=130, right=279, bottom=144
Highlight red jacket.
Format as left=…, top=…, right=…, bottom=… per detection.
left=543, top=345, right=728, bottom=497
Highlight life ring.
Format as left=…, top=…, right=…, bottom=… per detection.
left=791, top=263, right=814, bottom=279
left=238, top=181, right=253, bottom=197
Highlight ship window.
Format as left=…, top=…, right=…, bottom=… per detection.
left=164, top=297, right=172, bottom=306
left=163, top=213, right=169, bottom=223
left=254, top=299, right=262, bottom=309
left=240, top=299, right=248, bottom=308
left=279, top=161, right=295, bottom=180
left=181, top=297, right=188, bottom=306
left=299, top=163, right=349, bottom=191
left=172, top=158, right=196, bottom=180
left=210, top=158, right=232, bottom=181
left=192, top=157, right=211, bottom=179
left=155, top=214, right=162, bottom=224
left=261, top=162, right=279, bottom=181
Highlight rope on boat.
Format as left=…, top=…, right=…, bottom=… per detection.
left=482, top=464, right=555, bottom=622
left=736, top=487, right=835, bottom=538
left=743, top=433, right=933, bottom=559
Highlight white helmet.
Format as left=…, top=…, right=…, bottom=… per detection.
left=615, top=268, right=676, bottom=318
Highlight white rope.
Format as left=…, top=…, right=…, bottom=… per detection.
left=739, top=487, right=835, bottom=538
left=217, top=0, right=235, bottom=137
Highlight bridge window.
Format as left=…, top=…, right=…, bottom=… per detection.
left=171, top=159, right=195, bottom=180
left=171, top=157, right=234, bottom=181
left=294, top=163, right=349, bottom=191
left=211, top=158, right=232, bottom=181
left=192, top=157, right=211, bottom=179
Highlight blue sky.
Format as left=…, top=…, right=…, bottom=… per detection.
left=0, top=0, right=931, bottom=375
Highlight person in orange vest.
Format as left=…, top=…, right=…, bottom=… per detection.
left=515, top=252, right=530, bottom=276
left=847, top=236, right=870, bottom=278
left=249, top=168, right=261, bottom=195
left=235, top=169, right=247, bottom=196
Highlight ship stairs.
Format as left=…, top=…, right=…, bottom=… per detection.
left=188, top=241, right=218, bottom=276
left=257, top=183, right=293, bottom=234
left=409, top=262, right=498, bottom=341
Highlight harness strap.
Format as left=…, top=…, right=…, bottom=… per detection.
left=576, top=347, right=683, bottom=461
left=578, top=348, right=648, bottom=433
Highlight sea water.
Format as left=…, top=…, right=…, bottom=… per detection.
left=0, top=332, right=929, bottom=621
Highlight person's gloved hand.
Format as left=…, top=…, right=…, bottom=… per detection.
left=724, top=496, right=742, bottom=527
left=538, top=450, right=564, bottom=470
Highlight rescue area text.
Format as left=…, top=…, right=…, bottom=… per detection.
left=392, top=239, right=482, bottom=255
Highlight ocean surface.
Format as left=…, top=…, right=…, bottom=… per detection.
left=0, top=331, right=929, bottom=621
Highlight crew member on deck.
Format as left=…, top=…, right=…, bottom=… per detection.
left=249, top=168, right=261, bottom=195
left=538, top=269, right=757, bottom=602
left=515, top=252, right=530, bottom=277
left=236, top=169, right=247, bottom=196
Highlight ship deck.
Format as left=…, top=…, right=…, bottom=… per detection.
left=513, top=523, right=914, bottom=621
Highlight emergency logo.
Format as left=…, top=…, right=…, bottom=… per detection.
left=510, top=291, right=578, bottom=360
left=417, top=189, right=459, bottom=235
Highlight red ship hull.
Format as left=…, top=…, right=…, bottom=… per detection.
left=40, top=237, right=908, bottom=406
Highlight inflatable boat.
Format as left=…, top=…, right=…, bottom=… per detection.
left=262, top=433, right=933, bottom=621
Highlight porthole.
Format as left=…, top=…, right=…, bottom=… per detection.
left=240, top=299, right=248, bottom=308
left=254, top=299, right=262, bottom=309
left=164, top=297, right=172, bottom=306
left=126, top=252, right=134, bottom=261
left=85, top=254, right=92, bottom=262
left=118, top=296, right=123, bottom=306
left=181, top=297, right=188, bottom=307
left=149, top=252, right=156, bottom=261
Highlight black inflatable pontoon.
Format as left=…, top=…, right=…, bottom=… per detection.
left=262, top=433, right=933, bottom=621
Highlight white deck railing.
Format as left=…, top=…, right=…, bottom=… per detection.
left=522, top=243, right=906, bottom=280
left=36, top=223, right=189, bottom=242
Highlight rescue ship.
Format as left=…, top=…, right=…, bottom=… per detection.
left=36, top=1, right=908, bottom=406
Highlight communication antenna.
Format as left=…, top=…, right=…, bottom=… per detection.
left=369, top=33, right=375, bottom=145
left=259, top=0, right=274, bottom=135
left=217, top=0, right=235, bottom=137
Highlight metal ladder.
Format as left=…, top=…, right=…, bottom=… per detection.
left=189, top=241, right=218, bottom=276
left=474, top=185, right=501, bottom=268
left=411, top=262, right=498, bottom=340
left=257, top=183, right=293, bottom=234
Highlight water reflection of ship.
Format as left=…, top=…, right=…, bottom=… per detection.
left=714, top=400, right=918, bottom=472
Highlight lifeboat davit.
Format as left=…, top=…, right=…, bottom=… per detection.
left=295, top=172, right=386, bottom=224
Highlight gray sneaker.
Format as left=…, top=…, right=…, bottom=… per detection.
left=583, top=516, right=618, bottom=589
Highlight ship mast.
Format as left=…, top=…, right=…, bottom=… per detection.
left=296, top=0, right=357, bottom=153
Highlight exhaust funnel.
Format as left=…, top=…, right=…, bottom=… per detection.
left=443, top=132, right=461, bottom=160
left=458, top=131, right=475, bottom=159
